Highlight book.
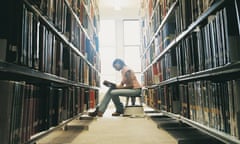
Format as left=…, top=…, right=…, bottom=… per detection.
left=0, top=39, right=7, bottom=61
left=103, top=80, right=116, bottom=89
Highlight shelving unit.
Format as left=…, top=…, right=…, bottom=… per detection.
left=140, top=0, right=240, bottom=143
left=0, top=0, right=100, bottom=143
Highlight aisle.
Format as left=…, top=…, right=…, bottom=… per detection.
left=36, top=106, right=177, bottom=144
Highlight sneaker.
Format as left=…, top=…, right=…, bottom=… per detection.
left=88, top=111, right=103, bottom=117
left=112, top=111, right=123, bottom=116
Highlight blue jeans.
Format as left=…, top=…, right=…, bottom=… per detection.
left=98, top=88, right=142, bottom=113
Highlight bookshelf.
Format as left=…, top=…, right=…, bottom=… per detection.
left=140, top=0, right=240, bottom=143
left=0, top=0, right=100, bottom=143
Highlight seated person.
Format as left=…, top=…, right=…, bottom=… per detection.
left=88, top=58, right=142, bottom=117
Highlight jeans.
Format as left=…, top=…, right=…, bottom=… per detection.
left=98, top=88, right=142, bottom=113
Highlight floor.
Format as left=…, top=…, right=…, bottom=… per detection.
left=35, top=102, right=224, bottom=144
left=36, top=104, right=177, bottom=144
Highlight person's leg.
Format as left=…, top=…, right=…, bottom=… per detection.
left=88, top=88, right=112, bottom=117
left=98, top=88, right=112, bottom=113
left=110, top=89, right=141, bottom=114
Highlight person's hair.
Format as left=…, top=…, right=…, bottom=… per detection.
left=112, top=58, right=126, bottom=69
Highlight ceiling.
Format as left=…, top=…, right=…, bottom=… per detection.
left=98, top=0, right=141, bottom=19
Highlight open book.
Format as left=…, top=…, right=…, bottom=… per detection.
left=103, top=80, right=116, bottom=88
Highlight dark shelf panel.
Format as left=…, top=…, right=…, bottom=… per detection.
left=144, top=62, right=240, bottom=87
left=27, top=114, right=82, bottom=144
left=144, top=77, right=178, bottom=89
left=0, top=61, right=99, bottom=89
left=161, top=110, right=240, bottom=144
left=177, top=62, right=240, bottom=82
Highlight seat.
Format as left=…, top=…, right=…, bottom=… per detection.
left=125, top=95, right=143, bottom=107
left=123, top=93, right=144, bottom=117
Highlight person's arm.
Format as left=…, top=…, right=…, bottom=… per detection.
left=116, top=70, right=133, bottom=89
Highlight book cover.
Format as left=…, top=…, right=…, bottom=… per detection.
left=103, top=80, right=116, bottom=89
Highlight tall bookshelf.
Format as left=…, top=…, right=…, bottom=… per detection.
left=140, top=0, right=240, bottom=143
left=0, top=0, right=100, bottom=143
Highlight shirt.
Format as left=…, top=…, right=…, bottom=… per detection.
left=119, top=66, right=142, bottom=89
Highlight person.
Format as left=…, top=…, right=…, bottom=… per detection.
left=88, top=58, right=142, bottom=117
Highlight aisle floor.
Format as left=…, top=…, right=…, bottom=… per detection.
left=36, top=105, right=177, bottom=144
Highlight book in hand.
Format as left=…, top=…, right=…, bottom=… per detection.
left=103, top=80, right=116, bottom=89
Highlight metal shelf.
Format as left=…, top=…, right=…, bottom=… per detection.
left=27, top=113, right=82, bottom=144
left=0, top=61, right=99, bottom=89
left=161, top=110, right=240, bottom=144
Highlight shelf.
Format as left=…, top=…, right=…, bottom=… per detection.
left=161, top=110, right=240, bottom=144
left=142, top=0, right=226, bottom=73
left=27, top=113, right=82, bottom=144
left=24, top=0, right=100, bottom=73
left=141, top=0, right=178, bottom=58
left=175, top=0, right=225, bottom=43
left=0, top=61, right=99, bottom=89
left=64, top=0, right=98, bottom=52
left=177, top=62, right=240, bottom=82
left=141, top=0, right=240, bottom=143
left=144, top=61, right=240, bottom=87
left=144, top=77, right=178, bottom=89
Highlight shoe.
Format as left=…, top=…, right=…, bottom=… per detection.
left=88, top=110, right=98, bottom=117
left=112, top=111, right=123, bottom=116
left=97, top=111, right=103, bottom=117
left=88, top=111, right=103, bottom=117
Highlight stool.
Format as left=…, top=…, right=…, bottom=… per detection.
left=125, top=95, right=143, bottom=106
left=123, top=95, right=144, bottom=117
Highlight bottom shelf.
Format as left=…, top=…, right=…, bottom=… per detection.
left=161, top=110, right=240, bottom=144
left=0, top=80, right=99, bottom=144
left=27, top=114, right=81, bottom=144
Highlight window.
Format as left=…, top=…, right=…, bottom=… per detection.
left=99, top=20, right=116, bottom=91
left=123, top=20, right=141, bottom=81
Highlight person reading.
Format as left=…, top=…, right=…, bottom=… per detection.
left=88, top=58, right=142, bottom=117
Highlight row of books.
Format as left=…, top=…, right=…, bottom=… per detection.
left=176, top=6, right=240, bottom=75
left=153, top=15, right=176, bottom=56
left=0, top=80, right=98, bottom=144
left=141, top=14, right=176, bottom=70
left=142, top=4, right=240, bottom=79
left=143, top=84, right=180, bottom=114
left=141, top=0, right=235, bottom=71
left=143, top=49, right=177, bottom=85
left=141, top=0, right=240, bottom=142
left=140, top=0, right=175, bottom=52
left=31, top=0, right=65, bottom=32
left=67, top=0, right=100, bottom=45
left=25, top=0, right=100, bottom=65
left=62, top=45, right=100, bottom=86
left=0, top=6, right=100, bottom=86
left=143, top=79, right=240, bottom=138
left=176, top=0, right=215, bottom=33
left=31, top=0, right=99, bottom=42
left=180, top=80, right=240, bottom=138
left=142, top=0, right=214, bottom=54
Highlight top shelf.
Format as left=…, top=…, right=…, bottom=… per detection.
left=142, top=0, right=226, bottom=73
left=24, top=0, right=100, bottom=73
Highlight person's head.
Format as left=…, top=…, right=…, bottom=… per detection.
left=112, top=58, right=126, bottom=71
